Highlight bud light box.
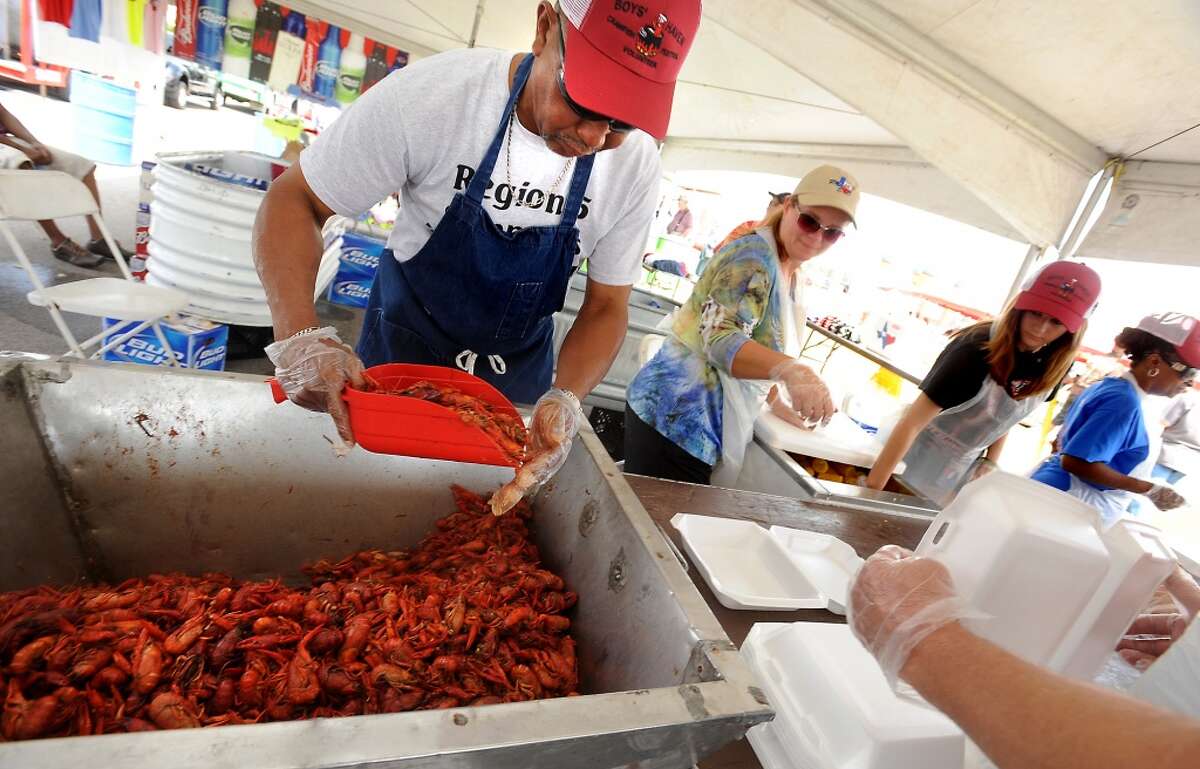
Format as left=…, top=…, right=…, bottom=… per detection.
left=327, top=232, right=385, bottom=308
left=101, top=315, right=229, bottom=370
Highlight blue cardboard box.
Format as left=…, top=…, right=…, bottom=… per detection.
left=102, top=315, right=229, bottom=370
left=327, top=232, right=386, bottom=308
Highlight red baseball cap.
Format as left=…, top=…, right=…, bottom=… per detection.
left=1013, top=261, right=1101, bottom=334
left=559, top=0, right=702, bottom=140
left=1136, top=313, right=1200, bottom=368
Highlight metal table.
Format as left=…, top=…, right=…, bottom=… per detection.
left=800, top=321, right=922, bottom=385
left=625, top=474, right=932, bottom=769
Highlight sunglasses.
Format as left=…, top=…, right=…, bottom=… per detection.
left=1166, top=358, right=1197, bottom=379
left=555, top=17, right=634, bottom=133
left=796, top=210, right=846, bottom=245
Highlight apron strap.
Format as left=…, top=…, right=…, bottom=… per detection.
left=466, top=54, right=535, bottom=205
left=558, top=153, right=595, bottom=228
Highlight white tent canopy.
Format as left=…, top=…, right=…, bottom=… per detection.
left=280, top=0, right=1200, bottom=263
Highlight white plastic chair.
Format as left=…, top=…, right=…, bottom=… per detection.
left=0, top=169, right=189, bottom=364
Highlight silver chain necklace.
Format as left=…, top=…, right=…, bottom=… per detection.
left=506, top=112, right=574, bottom=206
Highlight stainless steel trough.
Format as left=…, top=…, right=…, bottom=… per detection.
left=0, top=355, right=770, bottom=768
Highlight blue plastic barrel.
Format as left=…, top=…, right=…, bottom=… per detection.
left=70, top=71, right=136, bottom=166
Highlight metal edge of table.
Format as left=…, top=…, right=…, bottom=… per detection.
left=624, top=472, right=934, bottom=769
left=803, top=321, right=923, bottom=386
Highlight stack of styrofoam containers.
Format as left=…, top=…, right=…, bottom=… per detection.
left=916, top=472, right=1176, bottom=679
left=742, top=622, right=965, bottom=769
left=147, top=151, right=340, bottom=327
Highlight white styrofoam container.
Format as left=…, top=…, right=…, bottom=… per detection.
left=742, top=622, right=965, bottom=769
left=916, top=472, right=1110, bottom=668
left=1051, top=519, right=1175, bottom=678
left=768, top=527, right=864, bottom=614
left=755, top=407, right=904, bottom=471
left=671, top=514, right=826, bottom=610
left=917, top=472, right=1175, bottom=679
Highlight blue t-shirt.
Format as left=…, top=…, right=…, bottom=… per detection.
left=1031, top=377, right=1149, bottom=491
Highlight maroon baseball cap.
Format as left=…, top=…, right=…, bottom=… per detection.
left=1136, top=313, right=1200, bottom=368
left=559, top=0, right=702, bottom=140
left=1013, top=261, right=1101, bottom=333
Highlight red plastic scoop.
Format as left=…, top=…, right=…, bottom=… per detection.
left=269, top=363, right=525, bottom=467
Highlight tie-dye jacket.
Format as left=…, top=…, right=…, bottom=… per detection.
left=627, top=228, right=789, bottom=465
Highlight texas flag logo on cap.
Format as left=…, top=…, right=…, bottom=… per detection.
left=560, top=0, right=702, bottom=140
left=829, top=175, right=855, bottom=195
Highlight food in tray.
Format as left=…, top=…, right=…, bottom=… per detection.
left=382, top=380, right=528, bottom=464
left=792, top=454, right=865, bottom=484
left=0, top=487, right=576, bottom=741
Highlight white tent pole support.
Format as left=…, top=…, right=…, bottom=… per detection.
left=1059, top=162, right=1118, bottom=260
left=467, top=1, right=487, bottom=49
left=780, top=0, right=1103, bottom=172
left=1004, top=244, right=1045, bottom=306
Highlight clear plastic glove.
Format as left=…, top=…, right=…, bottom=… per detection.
left=847, top=545, right=977, bottom=686
left=1148, top=484, right=1188, bottom=511
left=768, top=360, right=835, bottom=427
left=971, top=457, right=999, bottom=481
left=1117, top=565, right=1200, bottom=669
left=489, top=388, right=584, bottom=516
left=265, top=327, right=368, bottom=448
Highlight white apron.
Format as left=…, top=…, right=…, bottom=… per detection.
left=706, top=228, right=804, bottom=486
left=902, top=375, right=1041, bottom=506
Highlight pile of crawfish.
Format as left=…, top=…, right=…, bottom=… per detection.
left=385, top=380, right=528, bottom=465
left=0, top=487, right=577, bottom=742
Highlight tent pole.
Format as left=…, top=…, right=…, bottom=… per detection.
left=1005, top=243, right=1045, bottom=305
left=468, top=0, right=487, bottom=48
left=1058, top=161, right=1118, bottom=259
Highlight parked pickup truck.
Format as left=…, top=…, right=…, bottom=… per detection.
left=164, top=56, right=270, bottom=112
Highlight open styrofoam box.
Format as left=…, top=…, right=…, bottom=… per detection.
left=755, top=407, right=904, bottom=472
left=671, top=514, right=862, bottom=612
left=742, top=622, right=965, bottom=769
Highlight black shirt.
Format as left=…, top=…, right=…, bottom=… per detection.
left=921, top=325, right=1059, bottom=410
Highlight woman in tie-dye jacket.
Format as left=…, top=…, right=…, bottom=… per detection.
left=624, top=165, right=861, bottom=485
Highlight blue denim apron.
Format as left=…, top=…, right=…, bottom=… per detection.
left=356, top=54, right=595, bottom=405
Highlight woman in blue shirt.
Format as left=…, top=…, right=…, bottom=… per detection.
left=1032, top=313, right=1200, bottom=525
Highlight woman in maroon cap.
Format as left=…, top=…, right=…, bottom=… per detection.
left=866, top=261, right=1101, bottom=504
left=1032, top=312, right=1199, bottom=526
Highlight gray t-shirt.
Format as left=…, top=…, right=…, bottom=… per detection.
left=300, top=47, right=660, bottom=286
left=1159, top=393, right=1200, bottom=475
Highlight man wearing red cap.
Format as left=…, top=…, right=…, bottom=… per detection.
left=867, top=261, right=1103, bottom=504
left=255, top=2, right=701, bottom=512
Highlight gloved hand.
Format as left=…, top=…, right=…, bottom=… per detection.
left=971, top=457, right=999, bottom=481
left=847, top=545, right=976, bottom=686
left=768, top=360, right=835, bottom=427
left=265, top=327, right=369, bottom=448
left=1117, top=565, right=1200, bottom=669
left=1148, top=483, right=1188, bottom=511
left=489, top=388, right=584, bottom=516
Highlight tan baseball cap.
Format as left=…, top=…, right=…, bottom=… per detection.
left=792, top=164, right=861, bottom=225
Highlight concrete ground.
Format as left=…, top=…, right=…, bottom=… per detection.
left=0, top=84, right=360, bottom=375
